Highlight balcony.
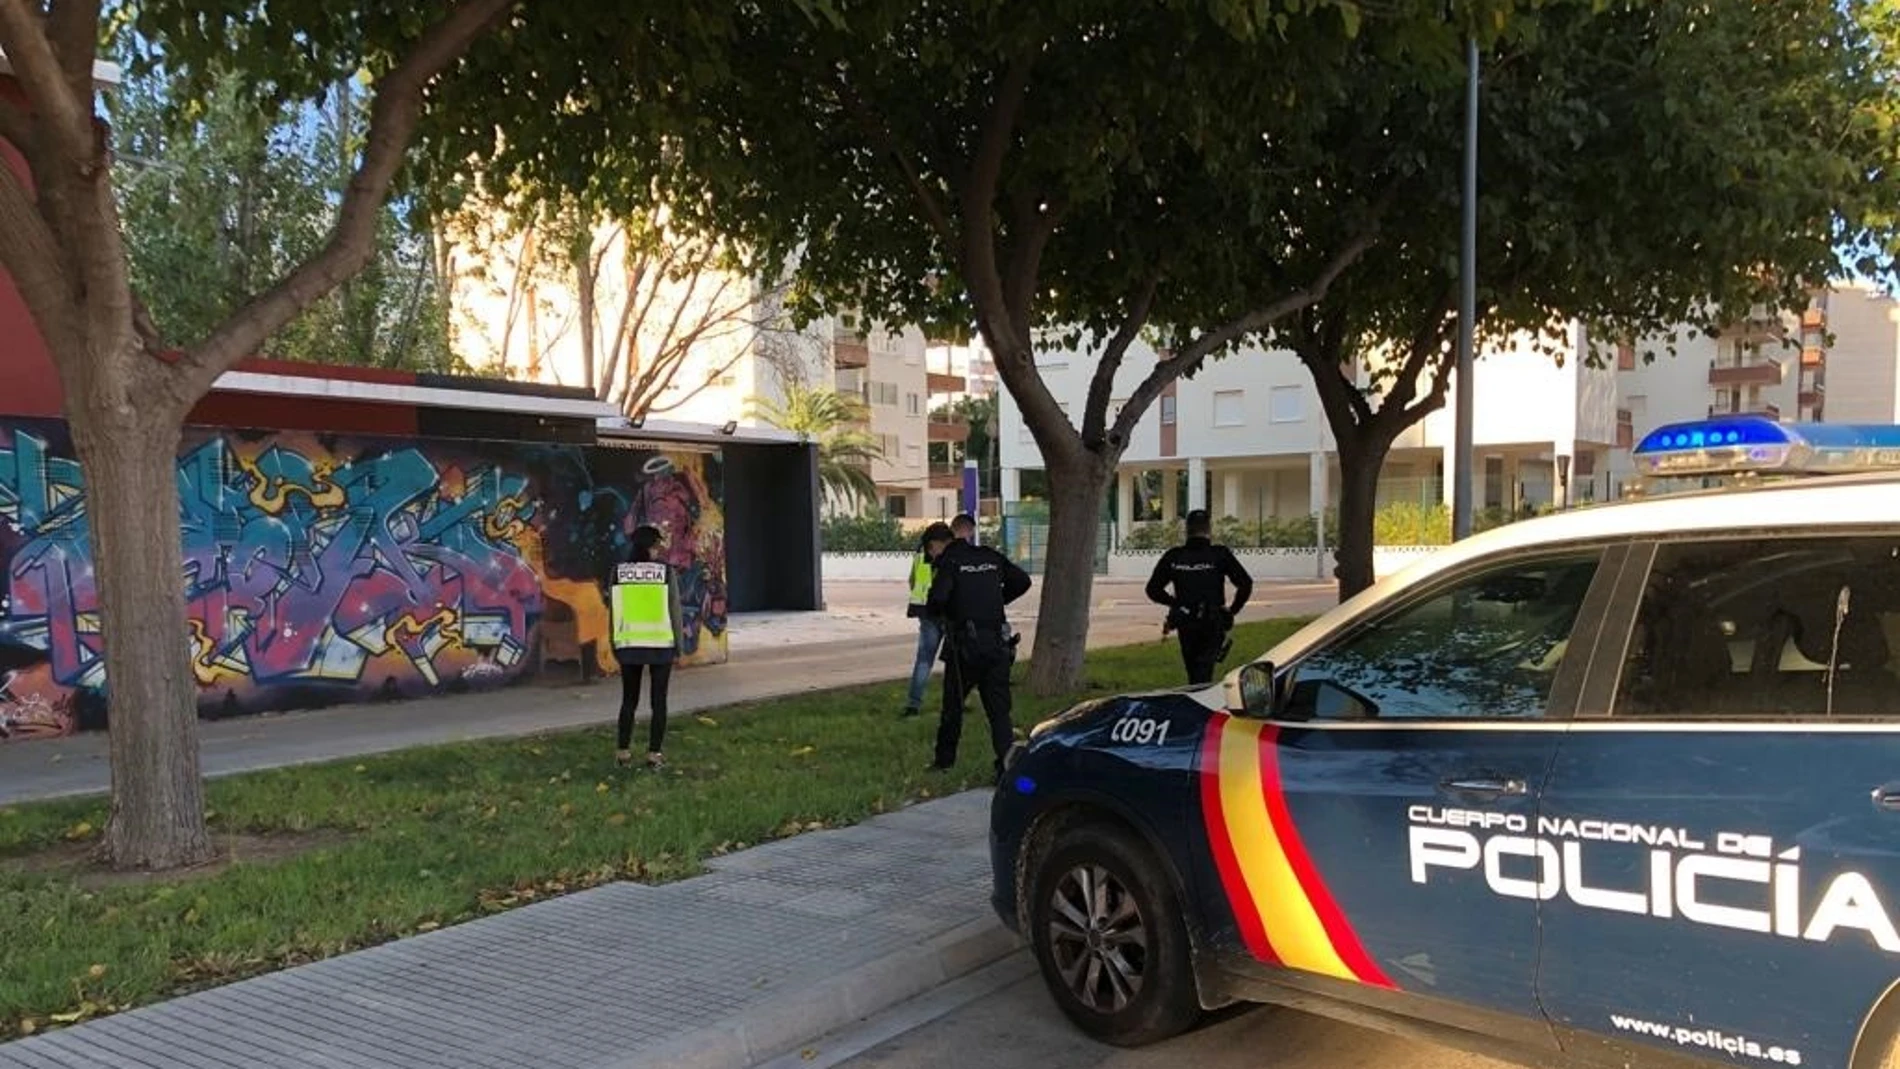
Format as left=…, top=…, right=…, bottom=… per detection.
left=835, top=336, right=869, bottom=369
left=1707, top=359, right=1783, bottom=387
left=926, top=370, right=967, bottom=395
left=1709, top=403, right=1781, bottom=421
left=927, top=412, right=969, bottom=443
left=928, top=461, right=963, bottom=490
left=1800, top=387, right=1825, bottom=407
left=1802, top=306, right=1826, bottom=330
left=1801, top=345, right=1825, bottom=368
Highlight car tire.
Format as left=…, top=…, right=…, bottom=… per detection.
left=1027, top=820, right=1201, bottom=1047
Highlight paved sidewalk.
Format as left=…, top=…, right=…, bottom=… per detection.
left=0, top=790, right=1014, bottom=1069
left=0, top=582, right=1334, bottom=806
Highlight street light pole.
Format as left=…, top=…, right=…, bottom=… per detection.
left=1451, top=34, right=1480, bottom=541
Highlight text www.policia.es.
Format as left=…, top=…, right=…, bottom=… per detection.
left=1608, top=1014, right=1804, bottom=1065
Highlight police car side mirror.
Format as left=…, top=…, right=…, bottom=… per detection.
left=1233, top=661, right=1280, bottom=719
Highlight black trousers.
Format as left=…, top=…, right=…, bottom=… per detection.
left=936, top=632, right=1015, bottom=772
left=1178, top=622, right=1226, bottom=686
left=617, top=663, right=673, bottom=752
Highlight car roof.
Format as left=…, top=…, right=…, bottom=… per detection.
left=1216, top=471, right=1900, bottom=704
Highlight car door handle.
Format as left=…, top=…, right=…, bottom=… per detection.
left=1441, top=776, right=1529, bottom=798
left=1871, top=784, right=1900, bottom=812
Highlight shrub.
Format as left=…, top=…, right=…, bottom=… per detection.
left=821, top=513, right=912, bottom=552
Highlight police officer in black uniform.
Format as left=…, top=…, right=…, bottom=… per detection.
left=927, top=513, right=1032, bottom=776
left=1146, top=509, right=1254, bottom=685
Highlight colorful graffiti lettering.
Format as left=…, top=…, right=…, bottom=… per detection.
left=0, top=420, right=730, bottom=741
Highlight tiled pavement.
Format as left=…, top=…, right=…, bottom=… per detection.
left=0, top=790, right=1016, bottom=1069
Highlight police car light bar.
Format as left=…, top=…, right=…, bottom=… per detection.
left=1632, top=417, right=1900, bottom=479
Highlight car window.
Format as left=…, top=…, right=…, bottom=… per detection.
left=1614, top=535, right=1900, bottom=719
left=1285, top=553, right=1603, bottom=721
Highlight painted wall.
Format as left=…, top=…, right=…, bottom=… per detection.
left=0, top=419, right=728, bottom=742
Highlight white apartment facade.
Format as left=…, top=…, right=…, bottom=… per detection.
left=998, top=284, right=1900, bottom=537
left=443, top=215, right=831, bottom=432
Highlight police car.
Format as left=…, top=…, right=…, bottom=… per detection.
left=990, top=417, right=1900, bottom=1069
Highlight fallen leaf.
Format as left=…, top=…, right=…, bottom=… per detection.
left=416, top=922, right=440, bottom=933
left=802, top=1050, right=818, bottom=1061
left=86, top=964, right=106, bottom=980
left=595, top=782, right=610, bottom=793
left=607, top=814, right=628, bottom=826
left=559, top=803, right=574, bottom=816
left=48, top=1011, right=83, bottom=1025
left=790, top=746, right=815, bottom=758
left=353, top=765, right=367, bottom=773
left=696, top=715, right=718, bottom=727
left=17, top=1019, right=35, bottom=1035
left=529, top=746, right=545, bottom=756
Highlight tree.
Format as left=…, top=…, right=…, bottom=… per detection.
left=748, top=382, right=885, bottom=512
left=0, top=0, right=515, bottom=869
left=439, top=189, right=815, bottom=414
left=111, top=57, right=460, bottom=371
left=1242, top=0, right=1899, bottom=599
left=443, top=0, right=1547, bottom=694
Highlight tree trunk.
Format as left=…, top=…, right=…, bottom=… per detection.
left=1023, top=452, right=1111, bottom=697
left=576, top=254, right=598, bottom=394
left=70, top=395, right=215, bottom=870
left=1334, top=439, right=1390, bottom=602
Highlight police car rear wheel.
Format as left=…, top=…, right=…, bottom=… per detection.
left=1029, top=822, right=1199, bottom=1047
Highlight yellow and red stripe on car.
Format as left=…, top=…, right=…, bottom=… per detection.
left=1199, top=712, right=1394, bottom=988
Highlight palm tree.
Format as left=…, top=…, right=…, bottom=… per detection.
left=747, top=383, right=885, bottom=511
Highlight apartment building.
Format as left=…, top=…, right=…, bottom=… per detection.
left=443, top=218, right=829, bottom=431
left=832, top=315, right=973, bottom=520
left=997, top=284, right=1900, bottom=537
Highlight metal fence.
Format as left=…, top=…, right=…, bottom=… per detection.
left=996, top=515, right=1114, bottom=574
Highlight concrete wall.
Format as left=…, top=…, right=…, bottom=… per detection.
left=1105, top=546, right=1442, bottom=581
left=0, top=419, right=732, bottom=743
left=822, top=546, right=1443, bottom=584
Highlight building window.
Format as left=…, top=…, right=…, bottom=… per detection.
left=1268, top=385, right=1303, bottom=424
left=1160, top=396, right=1177, bottom=425
left=1616, top=342, right=1636, bottom=371
left=907, top=443, right=923, bottom=468
left=906, top=393, right=921, bottom=415
left=871, top=381, right=899, bottom=406
left=1213, top=390, right=1246, bottom=427
left=716, top=374, right=737, bottom=387
left=885, top=494, right=906, bottom=518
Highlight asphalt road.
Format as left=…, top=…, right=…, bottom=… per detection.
left=818, top=960, right=1525, bottom=1069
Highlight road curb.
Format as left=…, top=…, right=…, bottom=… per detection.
left=608, top=915, right=1023, bottom=1069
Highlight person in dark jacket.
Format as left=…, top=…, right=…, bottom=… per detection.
left=1146, top=509, right=1253, bottom=685
left=605, top=524, right=684, bottom=771
left=903, top=522, right=957, bottom=718
left=927, top=514, right=1032, bottom=776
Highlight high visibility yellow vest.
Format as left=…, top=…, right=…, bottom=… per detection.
left=610, top=562, right=675, bottom=650
left=908, top=552, right=933, bottom=607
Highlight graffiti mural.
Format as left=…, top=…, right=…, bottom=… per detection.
left=0, top=420, right=728, bottom=741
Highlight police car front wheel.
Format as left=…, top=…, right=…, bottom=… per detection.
left=1028, top=822, right=1200, bottom=1047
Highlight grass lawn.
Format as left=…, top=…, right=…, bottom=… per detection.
left=0, top=618, right=1306, bottom=1038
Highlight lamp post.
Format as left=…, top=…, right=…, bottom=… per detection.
left=1451, top=34, right=1480, bottom=541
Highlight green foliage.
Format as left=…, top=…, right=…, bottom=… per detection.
left=747, top=383, right=885, bottom=511
left=820, top=513, right=911, bottom=553
left=108, top=53, right=461, bottom=370
left=0, top=617, right=1308, bottom=1036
